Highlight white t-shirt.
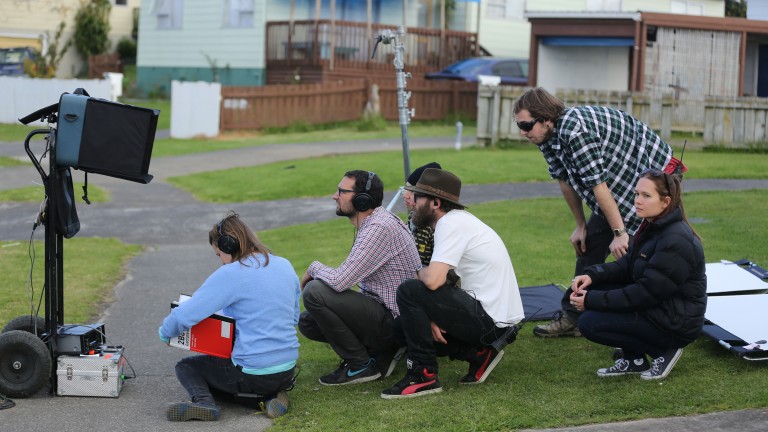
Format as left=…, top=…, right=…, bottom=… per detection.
left=431, top=210, right=524, bottom=326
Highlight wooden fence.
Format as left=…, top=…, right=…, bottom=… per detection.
left=704, top=97, right=768, bottom=146
left=220, top=79, right=477, bottom=131
left=88, top=53, right=122, bottom=79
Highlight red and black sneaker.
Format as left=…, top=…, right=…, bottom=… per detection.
left=380, top=365, right=442, bottom=399
left=459, top=347, right=504, bottom=385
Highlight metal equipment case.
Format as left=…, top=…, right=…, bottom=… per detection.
left=56, top=346, right=125, bottom=397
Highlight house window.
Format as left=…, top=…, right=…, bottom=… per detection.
left=114, top=0, right=127, bottom=5
left=671, top=1, right=704, bottom=15
left=586, top=0, right=622, bottom=11
left=485, top=0, right=525, bottom=21
left=225, top=0, right=254, bottom=28
left=156, top=0, right=184, bottom=29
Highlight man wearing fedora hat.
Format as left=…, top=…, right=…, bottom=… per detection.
left=381, top=168, right=524, bottom=399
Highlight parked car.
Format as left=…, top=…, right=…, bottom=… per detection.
left=0, top=47, right=35, bottom=76
left=425, top=57, right=528, bottom=85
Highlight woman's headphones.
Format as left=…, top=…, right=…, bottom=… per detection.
left=217, top=218, right=240, bottom=255
left=352, top=171, right=376, bottom=212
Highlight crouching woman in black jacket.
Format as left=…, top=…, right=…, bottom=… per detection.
left=568, top=169, right=706, bottom=380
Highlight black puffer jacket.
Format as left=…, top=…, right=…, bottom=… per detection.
left=583, top=207, right=707, bottom=345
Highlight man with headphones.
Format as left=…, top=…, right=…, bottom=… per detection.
left=299, top=170, right=421, bottom=386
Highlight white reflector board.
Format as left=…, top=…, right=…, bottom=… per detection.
left=705, top=263, right=768, bottom=294
left=705, top=294, right=768, bottom=345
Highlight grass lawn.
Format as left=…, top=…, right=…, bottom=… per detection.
left=0, top=182, right=109, bottom=203
left=0, top=238, right=141, bottom=326
left=257, top=190, right=768, bottom=431
left=150, top=123, right=474, bottom=158
left=0, top=190, right=765, bottom=429
left=167, top=146, right=768, bottom=203
left=0, top=156, right=28, bottom=167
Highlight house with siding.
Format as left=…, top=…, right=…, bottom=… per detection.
left=477, top=0, right=726, bottom=58
left=0, top=0, right=139, bottom=78
left=137, top=0, right=482, bottom=94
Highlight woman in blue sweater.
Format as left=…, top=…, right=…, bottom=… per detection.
left=159, top=212, right=301, bottom=421
left=569, top=170, right=706, bottom=380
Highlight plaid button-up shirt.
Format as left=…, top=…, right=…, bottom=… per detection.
left=308, top=207, right=421, bottom=317
left=539, top=106, right=672, bottom=235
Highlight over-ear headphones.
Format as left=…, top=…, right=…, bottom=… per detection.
left=352, top=171, right=376, bottom=212
left=217, top=219, right=239, bottom=255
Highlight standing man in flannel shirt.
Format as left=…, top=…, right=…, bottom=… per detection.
left=299, top=170, right=421, bottom=385
left=513, top=87, right=682, bottom=338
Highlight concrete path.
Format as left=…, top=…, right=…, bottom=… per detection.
left=1, top=136, right=766, bottom=431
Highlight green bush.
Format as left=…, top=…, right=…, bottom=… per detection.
left=116, top=37, right=136, bottom=64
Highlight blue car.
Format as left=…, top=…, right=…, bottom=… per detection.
left=0, top=47, right=35, bottom=76
left=425, top=57, right=528, bottom=85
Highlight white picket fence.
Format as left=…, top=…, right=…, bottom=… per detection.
left=0, top=76, right=118, bottom=126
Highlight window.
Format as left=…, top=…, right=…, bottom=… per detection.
left=225, top=0, right=254, bottom=28
left=671, top=1, right=704, bottom=15
left=114, top=0, right=127, bottom=6
left=586, top=0, right=622, bottom=11
left=491, top=61, right=525, bottom=78
left=485, top=0, right=525, bottom=21
left=155, top=0, right=184, bottom=29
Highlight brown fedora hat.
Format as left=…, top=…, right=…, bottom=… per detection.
left=404, top=168, right=464, bottom=207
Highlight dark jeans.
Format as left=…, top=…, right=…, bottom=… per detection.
left=578, top=310, right=682, bottom=359
left=396, top=279, right=504, bottom=371
left=574, top=212, right=615, bottom=276
left=175, top=355, right=295, bottom=407
left=564, top=213, right=632, bottom=322
left=299, top=280, right=398, bottom=365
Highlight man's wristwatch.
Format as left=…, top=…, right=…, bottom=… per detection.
left=613, top=228, right=627, bottom=237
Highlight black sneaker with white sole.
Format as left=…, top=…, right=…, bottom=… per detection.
left=641, top=348, right=683, bottom=380
left=380, top=365, right=442, bottom=399
left=318, top=358, right=381, bottom=386
left=597, top=357, right=650, bottom=377
left=459, top=347, right=504, bottom=384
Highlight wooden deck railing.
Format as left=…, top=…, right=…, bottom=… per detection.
left=266, top=20, right=480, bottom=76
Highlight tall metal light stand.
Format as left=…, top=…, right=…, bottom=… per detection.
left=373, top=25, right=415, bottom=183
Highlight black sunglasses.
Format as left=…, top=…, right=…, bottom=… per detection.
left=516, top=118, right=541, bottom=132
left=640, top=168, right=671, bottom=194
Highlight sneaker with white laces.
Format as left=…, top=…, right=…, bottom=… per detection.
left=597, top=357, right=650, bottom=377
left=318, top=358, right=381, bottom=386
left=641, top=348, right=684, bottom=380
left=533, top=312, right=581, bottom=337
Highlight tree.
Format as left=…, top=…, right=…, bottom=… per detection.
left=74, top=0, right=112, bottom=59
left=24, top=22, right=72, bottom=78
left=725, top=0, right=747, bottom=17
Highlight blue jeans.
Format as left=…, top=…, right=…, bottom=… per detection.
left=396, top=279, right=504, bottom=371
left=578, top=310, right=681, bottom=359
left=175, top=355, right=294, bottom=407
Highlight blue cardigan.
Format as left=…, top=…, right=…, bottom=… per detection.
left=160, top=253, right=301, bottom=369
